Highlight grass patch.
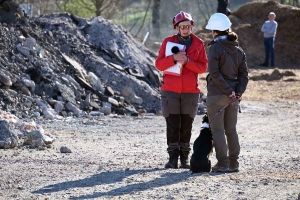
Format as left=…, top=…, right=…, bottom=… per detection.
left=291, top=87, right=299, bottom=91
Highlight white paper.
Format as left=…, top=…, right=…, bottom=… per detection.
left=164, top=42, right=185, bottom=76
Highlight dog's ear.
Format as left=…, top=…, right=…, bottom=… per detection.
left=202, top=113, right=209, bottom=123
left=202, top=113, right=206, bottom=121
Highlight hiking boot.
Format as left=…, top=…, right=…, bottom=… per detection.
left=230, top=160, right=239, bottom=172
left=179, top=150, right=190, bottom=169
left=165, top=149, right=180, bottom=169
left=229, top=166, right=239, bottom=172
left=211, top=163, right=229, bottom=172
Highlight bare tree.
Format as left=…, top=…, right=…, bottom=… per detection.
left=135, top=0, right=152, bottom=37
left=293, top=0, right=299, bottom=6
left=152, top=0, right=161, bottom=38
left=196, top=0, right=213, bottom=22
left=55, top=0, right=69, bottom=12
left=55, top=0, right=135, bottom=18
left=16, top=0, right=57, bottom=15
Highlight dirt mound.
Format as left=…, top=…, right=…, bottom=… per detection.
left=195, top=1, right=300, bottom=68
left=249, top=68, right=296, bottom=81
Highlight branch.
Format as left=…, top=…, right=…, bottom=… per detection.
left=196, top=0, right=208, bottom=21
left=55, top=0, right=70, bottom=12
left=135, top=0, right=152, bottom=37
left=203, top=0, right=212, bottom=20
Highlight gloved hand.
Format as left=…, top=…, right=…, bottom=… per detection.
left=235, top=93, right=242, bottom=102
left=230, top=91, right=242, bottom=102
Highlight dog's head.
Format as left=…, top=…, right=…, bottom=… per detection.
left=201, top=113, right=209, bottom=128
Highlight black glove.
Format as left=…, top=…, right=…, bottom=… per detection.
left=235, top=93, right=242, bottom=102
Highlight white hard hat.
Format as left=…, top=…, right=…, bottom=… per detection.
left=269, top=12, right=276, bottom=17
left=205, top=13, right=232, bottom=31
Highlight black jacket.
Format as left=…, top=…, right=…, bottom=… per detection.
left=207, top=39, right=248, bottom=96
left=217, top=0, right=230, bottom=16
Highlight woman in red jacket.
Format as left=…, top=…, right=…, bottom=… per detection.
left=155, top=11, right=208, bottom=169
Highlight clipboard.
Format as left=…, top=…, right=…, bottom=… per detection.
left=164, top=42, right=185, bottom=76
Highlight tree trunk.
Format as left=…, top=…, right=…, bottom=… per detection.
left=95, top=0, right=102, bottom=16
left=152, top=0, right=161, bottom=39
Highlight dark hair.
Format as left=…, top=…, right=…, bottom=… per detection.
left=214, top=29, right=238, bottom=41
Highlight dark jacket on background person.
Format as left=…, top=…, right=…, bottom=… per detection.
left=156, top=33, right=208, bottom=94
left=206, top=40, right=248, bottom=97
left=217, top=0, right=230, bottom=16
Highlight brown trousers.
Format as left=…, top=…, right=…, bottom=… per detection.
left=161, top=91, right=199, bottom=152
left=206, top=95, right=240, bottom=168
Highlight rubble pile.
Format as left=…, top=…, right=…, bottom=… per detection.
left=0, top=0, right=165, bottom=120
left=0, top=109, right=55, bottom=149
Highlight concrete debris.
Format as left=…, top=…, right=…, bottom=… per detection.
left=24, top=129, right=54, bottom=148
left=122, top=87, right=143, bottom=105
left=0, top=0, right=206, bottom=123
left=0, top=120, right=18, bottom=149
left=0, top=109, right=55, bottom=149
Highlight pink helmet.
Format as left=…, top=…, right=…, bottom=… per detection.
left=173, top=11, right=194, bottom=29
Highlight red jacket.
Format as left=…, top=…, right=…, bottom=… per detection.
left=155, top=34, right=208, bottom=93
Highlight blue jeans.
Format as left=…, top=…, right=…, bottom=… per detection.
left=263, top=37, right=275, bottom=66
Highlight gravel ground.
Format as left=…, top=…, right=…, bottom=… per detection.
left=0, top=100, right=299, bottom=200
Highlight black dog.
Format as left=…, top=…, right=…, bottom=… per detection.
left=190, top=113, right=213, bottom=173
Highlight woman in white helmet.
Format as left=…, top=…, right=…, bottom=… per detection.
left=205, top=13, right=249, bottom=172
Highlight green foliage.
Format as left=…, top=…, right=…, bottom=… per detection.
left=58, top=0, right=96, bottom=18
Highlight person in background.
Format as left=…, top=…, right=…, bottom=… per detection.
left=155, top=11, right=208, bottom=169
left=260, top=12, right=278, bottom=67
left=217, top=0, right=231, bottom=16
left=205, top=13, right=248, bottom=172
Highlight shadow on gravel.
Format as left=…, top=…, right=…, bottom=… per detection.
left=32, top=168, right=191, bottom=199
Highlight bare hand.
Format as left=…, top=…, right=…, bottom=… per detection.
left=173, top=51, right=187, bottom=66
left=173, top=51, right=187, bottom=62
left=177, top=57, right=188, bottom=65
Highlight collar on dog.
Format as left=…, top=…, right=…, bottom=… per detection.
left=201, top=122, right=210, bottom=128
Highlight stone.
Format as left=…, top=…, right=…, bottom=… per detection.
left=0, top=120, right=18, bottom=149
left=21, top=86, right=31, bottom=96
left=100, top=101, right=111, bottom=115
left=0, top=70, right=12, bottom=86
left=24, top=129, right=55, bottom=146
left=23, top=37, right=36, bottom=50
left=121, top=87, right=143, bottom=105
left=60, top=146, right=72, bottom=153
left=65, top=102, right=81, bottom=116
left=54, top=101, right=64, bottom=113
